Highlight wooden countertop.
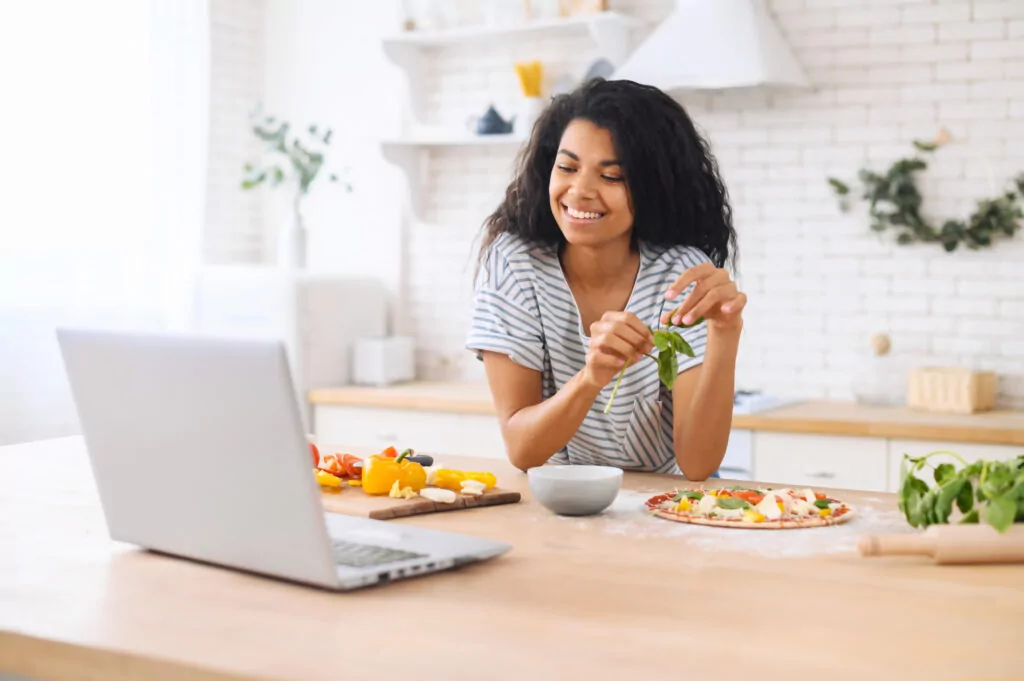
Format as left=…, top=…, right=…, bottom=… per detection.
left=3, top=437, right=1024, bottom=681
left=308, top=381, right=1024, bottom=446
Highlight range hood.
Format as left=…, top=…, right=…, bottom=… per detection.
left=611, top=0, right=810, bottom=91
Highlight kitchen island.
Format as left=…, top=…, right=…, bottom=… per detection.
left=2, top=436, right=1023, bottom=680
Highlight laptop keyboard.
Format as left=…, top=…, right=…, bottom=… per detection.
left=331, top=540, right=427, bottom=568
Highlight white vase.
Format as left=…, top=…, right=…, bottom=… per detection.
left=517, top=96, right=546, bottom=137
left=277, top=203, right=306, bottom=270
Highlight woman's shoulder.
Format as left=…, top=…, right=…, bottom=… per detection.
left=481, top=232, right=556, bottom=278
left=488, top=231, right=554, bottom=262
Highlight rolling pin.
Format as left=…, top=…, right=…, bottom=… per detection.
left=859, top=524, right=1024, bottom=565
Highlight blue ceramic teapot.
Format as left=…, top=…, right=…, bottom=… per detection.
left=467, top=104, right=515, bottom=135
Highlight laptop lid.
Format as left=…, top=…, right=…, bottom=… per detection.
left=57, top=328, right=340, bottom=588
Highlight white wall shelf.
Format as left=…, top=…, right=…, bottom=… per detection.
left=383, top=11, right=642, bottom=52
left=381, top=132, right=527, bottom=148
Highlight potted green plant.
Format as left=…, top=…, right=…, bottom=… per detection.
left=241, top=104, right=351, bottom=268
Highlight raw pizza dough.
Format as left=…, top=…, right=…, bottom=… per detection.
left=645, top=488, right=856, bottom=530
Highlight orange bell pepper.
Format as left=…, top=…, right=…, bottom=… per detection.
left=361, top=449, right=426, bottom=495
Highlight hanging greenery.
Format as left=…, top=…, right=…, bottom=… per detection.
left=827, top=131, right=1024, bottom=252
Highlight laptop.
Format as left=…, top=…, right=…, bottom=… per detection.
left=56, top=327, right=510, bottom=591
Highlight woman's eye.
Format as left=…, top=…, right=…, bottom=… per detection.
left=602, top=175, right=624, bottom=183
left=557, top=165, right=576, bottom=173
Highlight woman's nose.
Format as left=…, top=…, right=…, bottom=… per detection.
left=569, top=173, right=598, bottom=198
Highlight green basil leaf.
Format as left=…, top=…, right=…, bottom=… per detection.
left=658, top=349, right=678, bottom=390
left=985, top=462, right=1016, bottom=494
left=669, top=332, right=695, bottom=358
left=964, top=460, right=985, bottom=478
left=674, top=490, right=704, bottom=501
left=933, top=463, right=956, bottom=486
left=956, top=480, right=974, bottom=514
left=813, top=499, right=831, bottom=509
left=984, top=496, right=1016, bottom=533
left=652, top=330, right=671, bottom=352
left=959, top=508, right=979, bottom=524
left=716, top=497, right=750, bottom=510
left=907, top=494, right=928, bottom=528
left=935, top=479, right=966, bottom=524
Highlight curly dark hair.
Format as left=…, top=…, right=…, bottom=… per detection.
left=476, top=77, right=736, bottom=274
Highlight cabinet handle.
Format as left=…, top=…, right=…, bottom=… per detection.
left=805, top=471, right=836, bottom=479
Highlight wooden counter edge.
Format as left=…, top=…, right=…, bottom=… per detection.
left=0, top=631, right=255, bottom=681
left=730, top=413, right=1024, bottom=447
left=307, top=386, right=497, bottom=416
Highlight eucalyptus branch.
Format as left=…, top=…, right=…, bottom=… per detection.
left=827, top=136, right=1023, bottom=252
left=240, top=103, right=353, bottom=206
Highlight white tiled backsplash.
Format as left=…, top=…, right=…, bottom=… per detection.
left=403, top=0, right=1024, bottom=408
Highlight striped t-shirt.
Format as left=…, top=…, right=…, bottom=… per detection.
left=466, top=232, right=710, bottom=474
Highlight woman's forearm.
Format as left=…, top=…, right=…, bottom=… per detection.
left=502, top=370, right=603, bottom=471
left=674, top=324, right=741, bottom=480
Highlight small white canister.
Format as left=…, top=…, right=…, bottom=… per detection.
left=351, top=336, right=416, bottom=386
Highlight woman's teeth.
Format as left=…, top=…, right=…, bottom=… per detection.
left=566, top=206, right=604, bottom=220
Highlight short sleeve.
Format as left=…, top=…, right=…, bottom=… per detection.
left=465, top=251, right=545, bottom=372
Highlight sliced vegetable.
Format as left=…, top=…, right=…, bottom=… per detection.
left=309, top=442, right=320, bottom=467
left=315, top=469, right=343, bottom=489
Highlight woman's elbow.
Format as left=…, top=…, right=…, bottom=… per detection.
left=679, top=464, right=717, bottom=482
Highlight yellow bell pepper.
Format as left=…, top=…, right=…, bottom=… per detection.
left=315, top=469, right=343, bottom=489
left=743, top=510, right=766, bottom=523
left=362, top=450, right=426, bottom=496
left=819, top=507, right=832, bottom=517
left=431, top=469, right=496, bottom=492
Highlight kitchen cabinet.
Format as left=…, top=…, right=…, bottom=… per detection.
left=752, top=432, right=890, bottom=492
left=314, top=406, right=506, bottom=460
left=886, top=439, right=1023, bottom=492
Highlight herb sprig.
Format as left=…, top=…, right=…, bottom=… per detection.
left=898, top=450, right=1024, bottom=533
left=603, top=318, right=702, bottom=414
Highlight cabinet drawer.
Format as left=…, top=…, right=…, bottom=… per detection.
left=313, top=406, right=507, bottom=461
left=886, top=439, right=1023, bottom=493
left=753, top=432, right=889, bottom=492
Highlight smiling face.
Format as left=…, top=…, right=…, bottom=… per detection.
left=548, top=118, right=633, bottom=248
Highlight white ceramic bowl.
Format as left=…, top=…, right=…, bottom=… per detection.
left=528, top=465, right=623, bottom=516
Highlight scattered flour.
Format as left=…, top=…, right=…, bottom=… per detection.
left=554, top=489, right=917, bottom=558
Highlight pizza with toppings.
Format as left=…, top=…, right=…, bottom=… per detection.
left=645, top=486, right=855, bottom=529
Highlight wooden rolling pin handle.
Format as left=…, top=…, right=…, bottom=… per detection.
left=860, top=525, right=1024, bottom=565
left=858, top=533, right=933, bottom=558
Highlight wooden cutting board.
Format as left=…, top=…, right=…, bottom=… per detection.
left=321, top=486, right=522, bottom=520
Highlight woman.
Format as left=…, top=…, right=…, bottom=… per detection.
left=466, top=78, right=744, bottom=479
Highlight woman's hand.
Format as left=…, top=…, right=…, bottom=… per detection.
left=583, top=311, right=654, bottom=388
left=660, top=262, right=746, bottom=331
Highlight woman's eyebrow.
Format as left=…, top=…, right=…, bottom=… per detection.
left=557, top=149, right=622, bottom=166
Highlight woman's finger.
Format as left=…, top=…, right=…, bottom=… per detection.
left=721, top=292, right=748, bottom=316
left=685, top=285, right=735, bottom=324
left=664, top=262, right=716, bottom=300
left=604, top=311, right=655, bottom=345
left=611, top=324, right=653, bottom=355
left=663, top=270, right=730, bottom=324
left=594, top=331, right=636, bottom=360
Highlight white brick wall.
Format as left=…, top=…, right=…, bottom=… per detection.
left=399, top=0, right=1024, bottom=409
left=204, top=0, right=267, bottom=263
